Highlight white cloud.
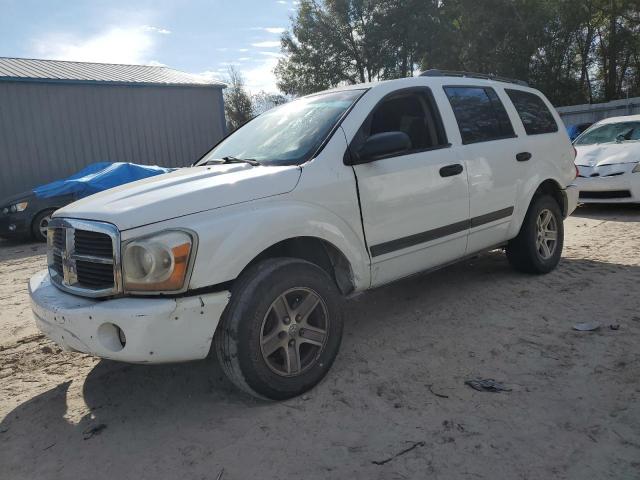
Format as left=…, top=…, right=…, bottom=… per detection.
left=242, top=57, right=280, bottom=93
left=195, top=70, right=225, bottom=83
left=31, top=25, right=169, bottom=65
left=276, top=0, right=287, bottom=4
left=258, top=51, right=284, bottom=58
left=251, top=27, right=286, bottom=34
left=142, top=25, right=171, bottom=35
left=252, top=41, right=281, bottom=48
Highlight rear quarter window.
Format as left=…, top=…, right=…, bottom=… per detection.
left=505, top=89, right=558, bottom=135
left=444, top=86, right=515, bottom=144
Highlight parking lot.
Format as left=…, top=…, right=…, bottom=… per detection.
left=1, top=205, right=639, bottom=479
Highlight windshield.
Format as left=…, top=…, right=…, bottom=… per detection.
left=575, top=121, right=640, bottom=145
left=198, top=89, right=365, bottom=166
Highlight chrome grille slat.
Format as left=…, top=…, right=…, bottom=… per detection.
left=47, top=218, right=121, bottom=298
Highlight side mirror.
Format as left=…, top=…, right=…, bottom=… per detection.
left=348, top=131, right=411, bottom=165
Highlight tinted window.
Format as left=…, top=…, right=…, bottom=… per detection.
left=506, top=89, right=558, bottom=135
left=444, top=87, right=515, bottom=144
left=355, top=90, right=447, bottom=154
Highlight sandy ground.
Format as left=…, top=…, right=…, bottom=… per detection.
left=1, top=205, right=639, bottom=480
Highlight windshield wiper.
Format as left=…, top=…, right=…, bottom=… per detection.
left=204, top=156, right=260, bottom=166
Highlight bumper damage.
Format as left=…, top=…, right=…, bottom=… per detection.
left=29, top=270, right=230, bottom=363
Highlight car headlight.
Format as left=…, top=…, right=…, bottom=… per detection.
left=122, top=230, right=195, bottom=293
left=6, top=202, right=28, bottom=213
left=633, top=163, right=640, bottom=173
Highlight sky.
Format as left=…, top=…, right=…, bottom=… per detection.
left=0, top=0, right=299, bottom=92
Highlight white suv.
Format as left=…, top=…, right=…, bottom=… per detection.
left=29, top=71, right=579, bottom=399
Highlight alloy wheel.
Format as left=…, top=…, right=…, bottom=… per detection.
left=260, top=287, right=329, bottom=377
left=535, top=208, right=558, bottom=260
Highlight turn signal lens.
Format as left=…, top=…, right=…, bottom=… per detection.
left=122, top=231, right=194, bottom=292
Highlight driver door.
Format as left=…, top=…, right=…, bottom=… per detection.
left=349, top=88, right=470, bottom=287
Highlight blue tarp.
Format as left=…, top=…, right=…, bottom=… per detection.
left=33, top=162, right=175, bottom=199
left=566, top=125, right=581, bottom=141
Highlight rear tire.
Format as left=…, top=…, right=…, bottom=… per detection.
left=215, top=258, right=344, bottom=400
left=31, top=209, right=55, bottom=242
left=506, top=195, right=563, bottom=274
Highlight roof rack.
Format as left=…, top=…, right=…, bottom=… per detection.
left=420, top=69, right=529, bottom=87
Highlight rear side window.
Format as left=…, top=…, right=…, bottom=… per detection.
left=505, top=89, right=558, bottom=135
left=444, top=86, right=515, bottom=144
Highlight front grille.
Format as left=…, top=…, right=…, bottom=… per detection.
left=47, top=218, right=120, bottom=297
left=52, top=252, right=63, bottom=276
left=74, top=229, right=113, bottom=258
left=53, top=228, right=65, bottom=250
left=579, top=190, right=632, bottom=199
left=76, top=260, right=114, bottom=288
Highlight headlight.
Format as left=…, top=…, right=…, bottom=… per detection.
left=7, top=202, right=28, bottom=213
left=633, top=163, right=640, bottom=173
left=122, top=230, right=195, bottom=292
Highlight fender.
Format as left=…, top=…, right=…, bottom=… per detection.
left=122, top=197, right=372, bottom=292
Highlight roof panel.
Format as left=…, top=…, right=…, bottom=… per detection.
left=0, top=57, right=225, bottom=87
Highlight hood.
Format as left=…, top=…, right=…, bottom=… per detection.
left=575, top=142, right=640, bottom=167
left=0, top=190, right=35, bottom=207
left=56, top=164, right=301, bottom=230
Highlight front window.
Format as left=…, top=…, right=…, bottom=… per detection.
left=198, top=89, right=365, bottom=166
left=575, top=121, right=640, bottom=145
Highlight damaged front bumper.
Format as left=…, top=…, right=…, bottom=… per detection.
left=29, top=270, right=230, bottom=363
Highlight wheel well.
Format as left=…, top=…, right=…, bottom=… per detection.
left=533, top=180, right=566, bottom=217
left=242, top=237, right=355, bottom=295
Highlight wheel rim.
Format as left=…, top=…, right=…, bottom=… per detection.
left=535, top=208, right=558, bottom=260
left=39, top=215, right=52, bottom=238
left=260, top=287, right=329, bottom=377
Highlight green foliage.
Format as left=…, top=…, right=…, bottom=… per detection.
left=223, top=66, right=254, bottom=132
left=275, top=0, right=640, bottom=105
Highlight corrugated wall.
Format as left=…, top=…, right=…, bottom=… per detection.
left=556, top=96, right=640, bottom=126
left=0, top=81, right=226, bottom=197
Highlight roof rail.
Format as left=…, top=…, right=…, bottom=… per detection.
left=420, top=69, right=529, bottom=87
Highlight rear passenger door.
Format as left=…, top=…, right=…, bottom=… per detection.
left=443, top=86, right=523, bottom=254
left=349, top=87, right=470, bottom=287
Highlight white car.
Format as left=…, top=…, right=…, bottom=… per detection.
left=574, top=114, right=640, bottom=203
left=29, top=71, right=578, bottom=399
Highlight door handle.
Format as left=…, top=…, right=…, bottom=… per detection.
left=516, top=152, right=532, bottom=162
left=439, top=164, right=463, bottom=177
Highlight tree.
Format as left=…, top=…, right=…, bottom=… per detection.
left=276, top=0, right=640, bottom=105
left=251, top=91, right=289, bottom=116
left=223, top=66, right=254, bottom=132
left=275, top=0, right=439, bottom=95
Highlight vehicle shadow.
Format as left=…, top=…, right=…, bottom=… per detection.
left=1, top=252, right=639, bottom=479
left=572, top=203, right=640, bottom=222
left=0, top=238, right=46, bottom=261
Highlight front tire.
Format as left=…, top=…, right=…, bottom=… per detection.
left=215, top=258, right=344, bottom=400
left=506, top=195, right=564, bottom=274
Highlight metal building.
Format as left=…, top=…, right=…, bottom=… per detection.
left=0, top=57, right=226, bottom=197
left=556, top=96, right=640, bottom=126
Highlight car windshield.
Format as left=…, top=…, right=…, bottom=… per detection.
left=198, top=89, right=365, bottom=166
left=575, top=121, right=640, bottom=145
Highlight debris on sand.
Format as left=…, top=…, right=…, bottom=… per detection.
left=573, top=322, right=601, bottom=331
left=464, top=379, right=512, bottom=393
left=426, top=384, right=449, bottom=399
left=372, top=441, right=426, bottom=465
left=82, top=424, right=107, bottom=440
